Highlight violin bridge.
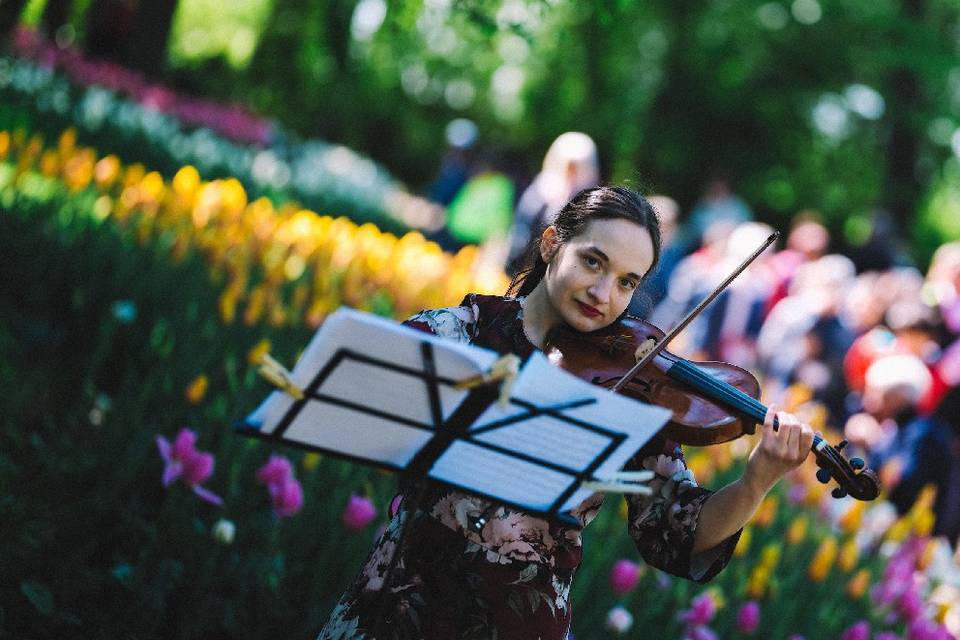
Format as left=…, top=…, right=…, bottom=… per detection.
left=634, top=337, right=657, bottom=363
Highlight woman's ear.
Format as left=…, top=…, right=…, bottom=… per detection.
left=540, top=225, right=559, bottom=262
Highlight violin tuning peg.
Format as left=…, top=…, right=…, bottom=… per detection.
left=816, top=468, right=832, bottom=484
left=832, top=487, right=847, bottom=499
left=837, top=439, right=848, bottom=451
left=850, top=457, right=865, bottom=471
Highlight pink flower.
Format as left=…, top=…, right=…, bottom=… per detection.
left=269, top=476, right=304, bottom=518
left=679, top=592, right=717, bottom=626
left=156, top=428, right=222, bottom=505
left=605, top=606, right=633, bottom=634
left=342, top=494, right=377, bottom=531
left=874, top=633, right=900, bottom=640
left=256, top=455, right=294, bottom=486
left=840, top=621, right=870, bottom=640
left=255, top=455, right=303, bottom=518
left=685, top=626, right=718, bottom=640
left=898, top=585, right=924, bottom=622
left=609, top=559, right=643, bottom=595
left=736, top=601, right=760, bottom=634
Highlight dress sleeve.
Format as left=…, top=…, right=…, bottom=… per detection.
left=623, top=435, right=742, bottom=583
left=402, top=295, right=482, bottom=345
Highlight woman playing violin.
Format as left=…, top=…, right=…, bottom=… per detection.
left=318, top=185, right=817, bottom=640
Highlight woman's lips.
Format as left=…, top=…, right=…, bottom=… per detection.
left=576, top=301, right=602, bottom=318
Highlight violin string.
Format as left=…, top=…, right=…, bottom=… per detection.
left=670, top=361, right=831, bottom=451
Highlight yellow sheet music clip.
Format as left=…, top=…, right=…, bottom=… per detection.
left=454, top=354, right=520, bottom=408
left=255, top=353, right=306, bottom=401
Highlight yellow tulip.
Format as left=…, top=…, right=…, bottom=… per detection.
left=753, top=495, right=778, bottom=528
left=837, top=538, right=859, bottom=573
left=839, top=501, right=866, bottom=534
left=185, top=374, right=209, bottom=404
left=808, top=536, right=838, bottom=582
left=786, top=517, right=808, bottom=545
left=734, top=526, right=752, bottom=557
left=746, top=565, right=770, bottom=599
left=846, top=568, right=870, bottom=599
left=302, top=452, right=322, bottom=472
left=0, top=130, right=10, bottom=159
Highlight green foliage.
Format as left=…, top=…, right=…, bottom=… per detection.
left=163, top=0, right=959, bottom=256
left=0, top=172, right=398, bottom=637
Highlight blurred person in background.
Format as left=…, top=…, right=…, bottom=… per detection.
left=843, top=354, right=931, bottom=475
left=671, top=176, right=753, bottom=257
left=427, top=119, right=479, bottom=207
left=506, top=132, right=599, bottom=271
left=850, top=363, right=960, bottom=548
left=630, top=194, right=680, bottom=317
left=756, top=254, right=858, bottom=423
left=762, top=212, right=831, bottom=317
left=650, top=221, right=775, bottom=366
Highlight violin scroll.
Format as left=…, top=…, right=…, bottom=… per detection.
left=811, top=436, right=880, bottom=501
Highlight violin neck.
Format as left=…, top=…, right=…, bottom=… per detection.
left=665, top=358, right=823, bottom=449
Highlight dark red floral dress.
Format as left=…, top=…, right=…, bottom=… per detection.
left=317, top=294, right=742, bottom=640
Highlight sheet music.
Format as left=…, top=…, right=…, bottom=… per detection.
left=244, top=307, right=499, bottom=469
left=434, top=353, right=672, bottom=513
left=242, top=307, right=672, bottom=522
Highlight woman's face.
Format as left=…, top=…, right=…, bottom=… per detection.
left=541, top=218, right=655, bottom=332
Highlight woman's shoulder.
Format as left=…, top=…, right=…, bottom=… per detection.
left=404, top=293, right=521, bottom=344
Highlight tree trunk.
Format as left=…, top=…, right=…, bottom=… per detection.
left=0, top=0, right=30, bottom=40
left=121, top=0, right=178, bottom=76
left=883, top=0, right=925, bottom=231
left=83, top=0, right=134, bottom=61
left=41, top=0, right=74, bottom=39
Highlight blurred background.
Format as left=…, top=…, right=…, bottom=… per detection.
left=2, top=1, right=960, bottom=638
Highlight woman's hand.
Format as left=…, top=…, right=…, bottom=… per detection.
left=743, top=405, right=816, bottom=496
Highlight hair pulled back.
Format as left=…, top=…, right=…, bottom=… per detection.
left=507, top=185, right=662, bottom=297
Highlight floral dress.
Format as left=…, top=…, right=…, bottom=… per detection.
left=318, top=294, right=742, bottom=640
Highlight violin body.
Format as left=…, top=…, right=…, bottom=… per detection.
left=545, top=316, right=762, bottom=446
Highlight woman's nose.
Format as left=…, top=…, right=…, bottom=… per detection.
left=587, top=276, right=613, bottom=303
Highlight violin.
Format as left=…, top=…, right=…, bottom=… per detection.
left=543, top=233, right=880, bottom=502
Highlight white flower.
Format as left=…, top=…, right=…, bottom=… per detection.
left=212, top=518, right=236, bottom=545
left=605, top=606, right=634, bottom=634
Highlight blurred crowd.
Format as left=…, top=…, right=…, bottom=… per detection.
left=423, top=123, right=960, bottom=550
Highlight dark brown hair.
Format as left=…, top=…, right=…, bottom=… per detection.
left=507, top=185, right=662, bottom=297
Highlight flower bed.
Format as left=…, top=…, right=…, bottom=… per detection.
left=1, top=27, right=444, bottom=234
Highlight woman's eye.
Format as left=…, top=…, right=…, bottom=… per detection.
left=583, top=255, right=600, bottom=268
left=620, top=278, right=637, bottom=290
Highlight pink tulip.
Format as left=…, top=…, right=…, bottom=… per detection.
left=609, top=559, right=643, bottom=595
left=256, top=455, right=294, bottom=486
left=255, top=455, right=303, bottom=518
left=840, top=621, right=870, bottom=640
left=679, top=592, right=716, bottom=626
left=736, top=601, right=760, bottom=634
left=156, top=428, right=222, bottom=505
left=898, top=586, right=923, bottom=622
left=268, top=476, right=304, bottom=518
left=342, top=494, right=377, bottom=532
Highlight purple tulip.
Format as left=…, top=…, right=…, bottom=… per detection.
left=898, top=585, right=924, bottom=622
left=609, top=559, right=643, bottom=595
left=840, top=621, right=870, bottom=640
left=156, top=428, right=222, bottom=505
left=679, top=593, right=716, bottom=626
left=255, top=455, right=303, bottom=518
left=342, top=494, right=377, bottom=532
left=256, top=455, right=294, bottom=486
left=736, top=601, right=761, bottom=634
left=685, top=626, right=718, bottom=640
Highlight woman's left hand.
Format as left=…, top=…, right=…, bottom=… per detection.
left=743, top=404, right=816, bottom=495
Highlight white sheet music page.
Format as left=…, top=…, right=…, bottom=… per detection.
left=429, top=352, right=672, bottom=515
left=243, top=307, right=499, bottom=469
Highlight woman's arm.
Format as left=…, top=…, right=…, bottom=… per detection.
left=693, top=406, right=815, bottom=554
